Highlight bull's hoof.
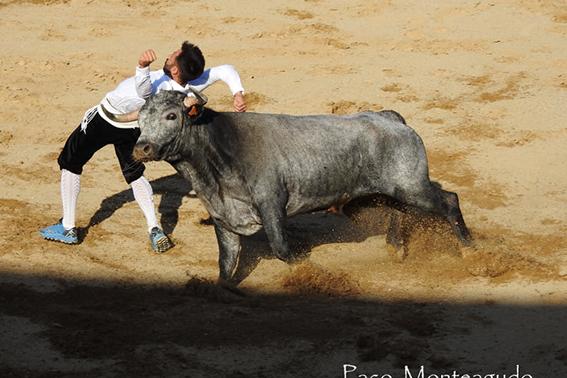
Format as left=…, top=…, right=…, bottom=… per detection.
left=459, top=232, right=474, bottom=247
left=459, top=245, right=479, bottom=259
left=461, top=238, right=474, bottom=249
left=275, top=251, right=303, bottom=265
left=217, top=278, right=246, bottom=297
left=386, top=244, right=408, bottom=262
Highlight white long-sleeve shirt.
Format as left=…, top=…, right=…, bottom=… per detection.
left=103, top=64, right=245, bottom=115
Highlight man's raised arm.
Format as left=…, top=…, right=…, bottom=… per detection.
left=135, top=49, right=157, bottom=99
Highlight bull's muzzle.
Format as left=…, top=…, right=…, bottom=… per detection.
left=133, top=142, right=158, bottom=162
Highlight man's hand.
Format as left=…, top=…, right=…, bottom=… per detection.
left=233, top=91, right=247, bottom=112
left=138, top=49, right=157, bottom=68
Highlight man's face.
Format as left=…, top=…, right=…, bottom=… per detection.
left=163, top=49, right=181, bottom=77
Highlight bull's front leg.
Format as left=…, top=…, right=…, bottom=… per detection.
left=213, top=221, right=242, bottom=286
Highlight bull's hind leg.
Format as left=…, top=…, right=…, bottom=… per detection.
left=386, top=211, right=412, bottom=256
left=394, top=184, right=472, bottom=247
left=440, top=189, right=472, bottom=245
left=213, top=221, right=242, bottom=286
left=343, top=195, right=411, bottom=256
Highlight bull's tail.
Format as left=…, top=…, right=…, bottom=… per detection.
left=377, top=110, right=406, bottom=125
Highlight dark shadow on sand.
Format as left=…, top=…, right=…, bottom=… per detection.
left=0, top=271, right=565, bottom=377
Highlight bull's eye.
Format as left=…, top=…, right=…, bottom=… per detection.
left=166, top=112, right=177, bottom=121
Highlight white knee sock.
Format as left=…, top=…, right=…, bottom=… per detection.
left=61, top=169, right=81, bottom=230
left=131, top=176, right=159, bottom=233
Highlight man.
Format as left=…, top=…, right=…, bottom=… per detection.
left=40, top=41, right=246, bottom=253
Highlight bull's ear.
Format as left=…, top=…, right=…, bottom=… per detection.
left=183, top=96, right=204, bottom=121
left=187, top=104, right=203, bottom=120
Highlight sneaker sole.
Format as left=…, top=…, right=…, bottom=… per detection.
left=41, top=234, right=79, bottom=245
left=153, top=236, right=173, bottom=253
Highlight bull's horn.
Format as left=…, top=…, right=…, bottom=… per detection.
left=100, top=103, right=139, bottom=123
left=187, top=86, right=208, bottom=105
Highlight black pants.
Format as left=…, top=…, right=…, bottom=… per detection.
left=58, top=112, right=145, bottom=184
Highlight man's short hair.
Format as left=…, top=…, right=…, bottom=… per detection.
left=176, top=41, right=205, bottom=84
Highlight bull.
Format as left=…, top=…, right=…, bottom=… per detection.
left=133, top=90, right=472, bottom=286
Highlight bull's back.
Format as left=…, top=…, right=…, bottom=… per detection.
left=226, top=111, right=412, bottom=166
left=221, top=111, right=426, bottom=215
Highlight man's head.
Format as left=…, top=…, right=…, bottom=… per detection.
left=163, top=41, right=205, bottom=85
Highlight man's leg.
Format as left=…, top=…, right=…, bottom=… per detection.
left=114, top=131, right=173, bottom=253
left=130, top=175, right=173, bottom=253
left=41, top=114, right=109, bottom=244
left=41, top=169, right=81, bottom=244
left=61, top=169, right=81, bottom=230
left=130, top=175, right=158, bottom=232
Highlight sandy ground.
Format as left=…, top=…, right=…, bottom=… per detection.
left=0, top=0, right=566, bottom=376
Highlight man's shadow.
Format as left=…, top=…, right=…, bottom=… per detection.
left=82, top=174, right=194, bottom=238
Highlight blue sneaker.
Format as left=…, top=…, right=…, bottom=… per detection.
left=40, top=220, right=78, bottom=244
left=149, top=227, right=173, bottom=253
left=40, top=220, right=65, bottom=236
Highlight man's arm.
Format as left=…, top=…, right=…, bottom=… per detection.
left=135, top=49, right=157, bottom=99
left=189, top=64, right=247, bottom=112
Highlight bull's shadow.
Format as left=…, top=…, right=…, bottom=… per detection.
left=83, top=174, right=452, bottom=284
left=234, top=207, right=395, bottom=283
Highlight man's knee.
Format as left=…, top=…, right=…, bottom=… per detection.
left=57, top=144, right=85, bottom=175
left=123, top=162, right=145, bottom=184
left=57, top=124, right=99, bottom=175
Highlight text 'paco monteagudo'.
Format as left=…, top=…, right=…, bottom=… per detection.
left=343, top=364, right=534, bottom=378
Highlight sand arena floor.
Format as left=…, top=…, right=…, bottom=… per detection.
left=0, top=0, right=566, bottom=376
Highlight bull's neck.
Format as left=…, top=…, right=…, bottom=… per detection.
left=175, top=111, right=241, bottom=197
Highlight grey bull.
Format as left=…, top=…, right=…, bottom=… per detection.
left=134, top=90, right=472, bottom=285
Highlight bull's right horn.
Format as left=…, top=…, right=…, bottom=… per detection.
left=99, top=103, right=139, bottom=123
left=187, top=86, right=208, bottom=106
